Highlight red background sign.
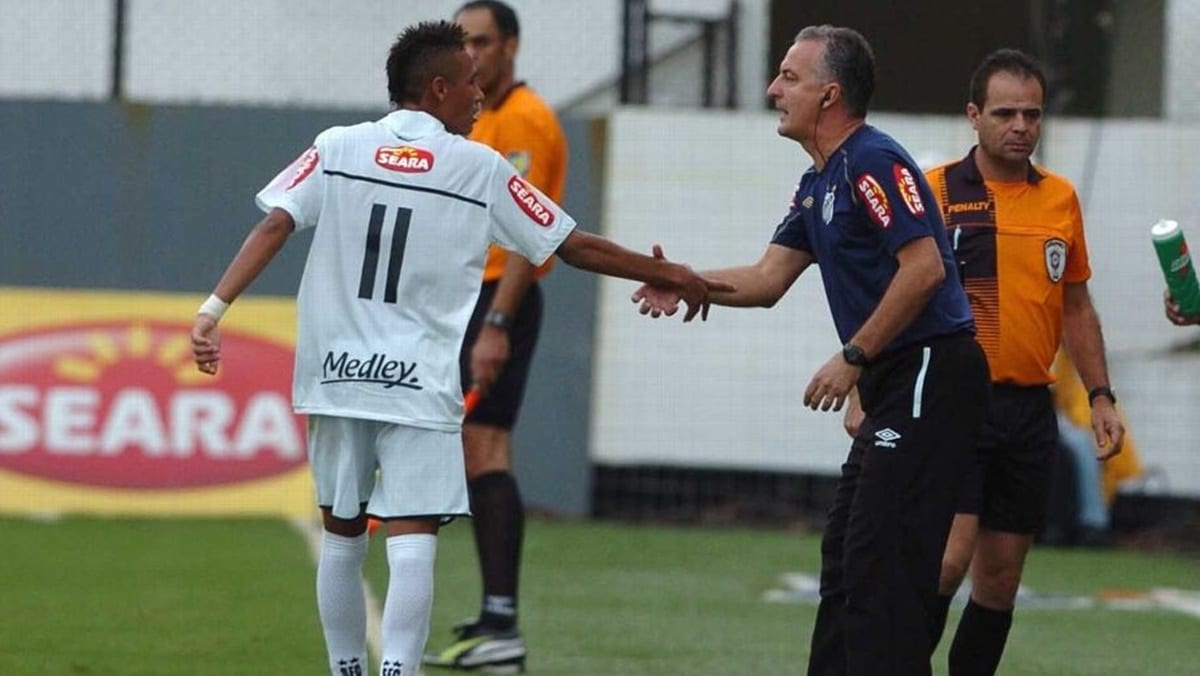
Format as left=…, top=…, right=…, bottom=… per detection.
left=0, top=321, right=305, bottom=489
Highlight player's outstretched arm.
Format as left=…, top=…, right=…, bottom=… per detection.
left=191, top=208, right=295, bottom=374
left=631, top=243, right=812, bottom=318
left=555, top=230, right=734, bottom=321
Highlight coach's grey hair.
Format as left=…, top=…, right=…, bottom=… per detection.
left=795, top=25, right=875, bottom=119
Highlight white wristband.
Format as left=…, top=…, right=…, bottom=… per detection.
left=198, top=294, right=230, bottom=321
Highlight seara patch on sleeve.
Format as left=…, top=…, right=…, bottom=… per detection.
left=508, top=175, right=555, bottom=226
left=892, top=163, right=926, bottom=216
left=286, top=147, right=320, bottom=190
left=855, top=173, right=893, bottom=228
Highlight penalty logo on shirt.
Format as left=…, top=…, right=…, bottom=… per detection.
left=1044, top=238, right=1067, bottom=283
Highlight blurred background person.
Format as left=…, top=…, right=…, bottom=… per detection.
left=1049, top=350, right=1144, bottom=547
left=425, top=2, right=568, bottom=673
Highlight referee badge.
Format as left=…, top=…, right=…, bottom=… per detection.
left=505, top=150, right=532, bottom=177
left=1044, top=238, right=1067, bottom=282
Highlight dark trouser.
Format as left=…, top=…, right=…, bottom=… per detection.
left=957, top=384, right=1059, bottom=534
left=459, top=280, right=544, bottom=429
left=807, top=332, right=990, bottom=676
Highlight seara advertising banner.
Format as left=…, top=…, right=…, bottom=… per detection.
left=0, top=287, right=314, bottom=517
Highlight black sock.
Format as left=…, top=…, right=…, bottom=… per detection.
left=929, top=592, right=955, bottom=654
left=948, top=599, right=1013, bottom=676
left=469, top=471, right=524, bottom=631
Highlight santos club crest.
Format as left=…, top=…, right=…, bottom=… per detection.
left=1044, top=238, right=1067, bottom=283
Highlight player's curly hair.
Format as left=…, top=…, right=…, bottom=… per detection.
left=386, top=21, right=468, bottom=106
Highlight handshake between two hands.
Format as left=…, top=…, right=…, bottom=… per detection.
left=628, top=244, right=862, bottom=414
left=630, top=244, right=734, bottom=322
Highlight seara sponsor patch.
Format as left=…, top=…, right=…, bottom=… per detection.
left=855, top=173, right=892, bottom=228
left=286, top=146, right=320, bottom=190
left=508, top=175, right=555, bottom=226
left=375, top=146, right=434, bottom=173
left=0, top=321, right=305, bottom=489
left=892, top=164, right=926, bottom=216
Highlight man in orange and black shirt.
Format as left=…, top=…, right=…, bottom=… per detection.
left=925, top=50, right=1124, bottom=675
left=426, top=2, right=567, bottom=672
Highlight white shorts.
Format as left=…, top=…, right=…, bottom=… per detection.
left=306, top=415, right=470, bottom=521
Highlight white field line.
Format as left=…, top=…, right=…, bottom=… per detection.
left=289, top=516, right=384, bottom=664
left=765, top=572, right=1200, bottom=620
left=1151, top=588, right=1200, bottom=619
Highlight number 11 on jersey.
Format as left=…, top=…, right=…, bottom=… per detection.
left=358, top=203, right=412, bottom=303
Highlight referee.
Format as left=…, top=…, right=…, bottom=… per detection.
left=923, top=49, right=1124, bottom=675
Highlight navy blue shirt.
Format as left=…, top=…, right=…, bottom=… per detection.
left=771, top=125, right=973, bottom=354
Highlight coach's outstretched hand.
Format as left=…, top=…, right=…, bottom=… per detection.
left=633, top=244, right=733, bottom=322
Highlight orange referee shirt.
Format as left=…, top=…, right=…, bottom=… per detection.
left=926, top=148, right=1091, bottom=385
left=471, top=83, right=567, bottom=282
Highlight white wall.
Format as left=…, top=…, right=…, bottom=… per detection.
left=0, top=0, right=768, bottom=112
left=0, top=0, right=113, bottom=100
left=1166, top=0, right=1200, bottom=121
left=592, top=108, right=1200, bottom=497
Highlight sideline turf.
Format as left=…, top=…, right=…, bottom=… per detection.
left=1, top=516, right=1195, bottom=675
left=0, top=516, right=325, bottom=675
left=395, top=519, right=1199, bottom=676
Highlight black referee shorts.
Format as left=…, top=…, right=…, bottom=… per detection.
left=956, top=384, right=1059, bottom=534
left=459, top=280, right=544, bottom=430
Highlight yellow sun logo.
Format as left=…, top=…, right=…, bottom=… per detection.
left=53, top=324, right=213, bottom=385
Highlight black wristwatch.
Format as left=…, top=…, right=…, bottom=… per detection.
left=842, top=343, right=869, bottom=367
left=1087, top=385, right=1116, bottom=406
left=483, top=310, right=512, bottom=331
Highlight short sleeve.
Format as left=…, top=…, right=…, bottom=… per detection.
left=486, top=153, right=576, bottom=266
left=851, top=151, right=938, bottom=254
left=255, top=133, right=328, bottom=230
left=770, top=183, right=813, bottom=254
left=1064, top=191, right=1092, bottom=283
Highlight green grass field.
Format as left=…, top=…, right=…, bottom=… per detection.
left=1, top=516, right=1196, bottom=675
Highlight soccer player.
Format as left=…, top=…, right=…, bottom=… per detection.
left=190, top=21, right=728, bottom=676
left=424, top=3, right=566, bottom=671
left=633, top=25, right=991, bottom=675
left=922, top=49, right=1124, bottom=675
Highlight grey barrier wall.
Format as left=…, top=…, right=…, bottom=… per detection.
left=509, top=118, right=601, bottom=518
left=0, top=100, right=598, bottom=517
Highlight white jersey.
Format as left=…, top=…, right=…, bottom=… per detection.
left=256, top=110, right=576, bottom=431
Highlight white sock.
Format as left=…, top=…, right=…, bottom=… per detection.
left=317, top=531, right=369, bottom=676
left=379, top=534, right=438, bottom=676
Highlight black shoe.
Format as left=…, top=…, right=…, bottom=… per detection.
left=423, top=619, right=526, bottom=673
